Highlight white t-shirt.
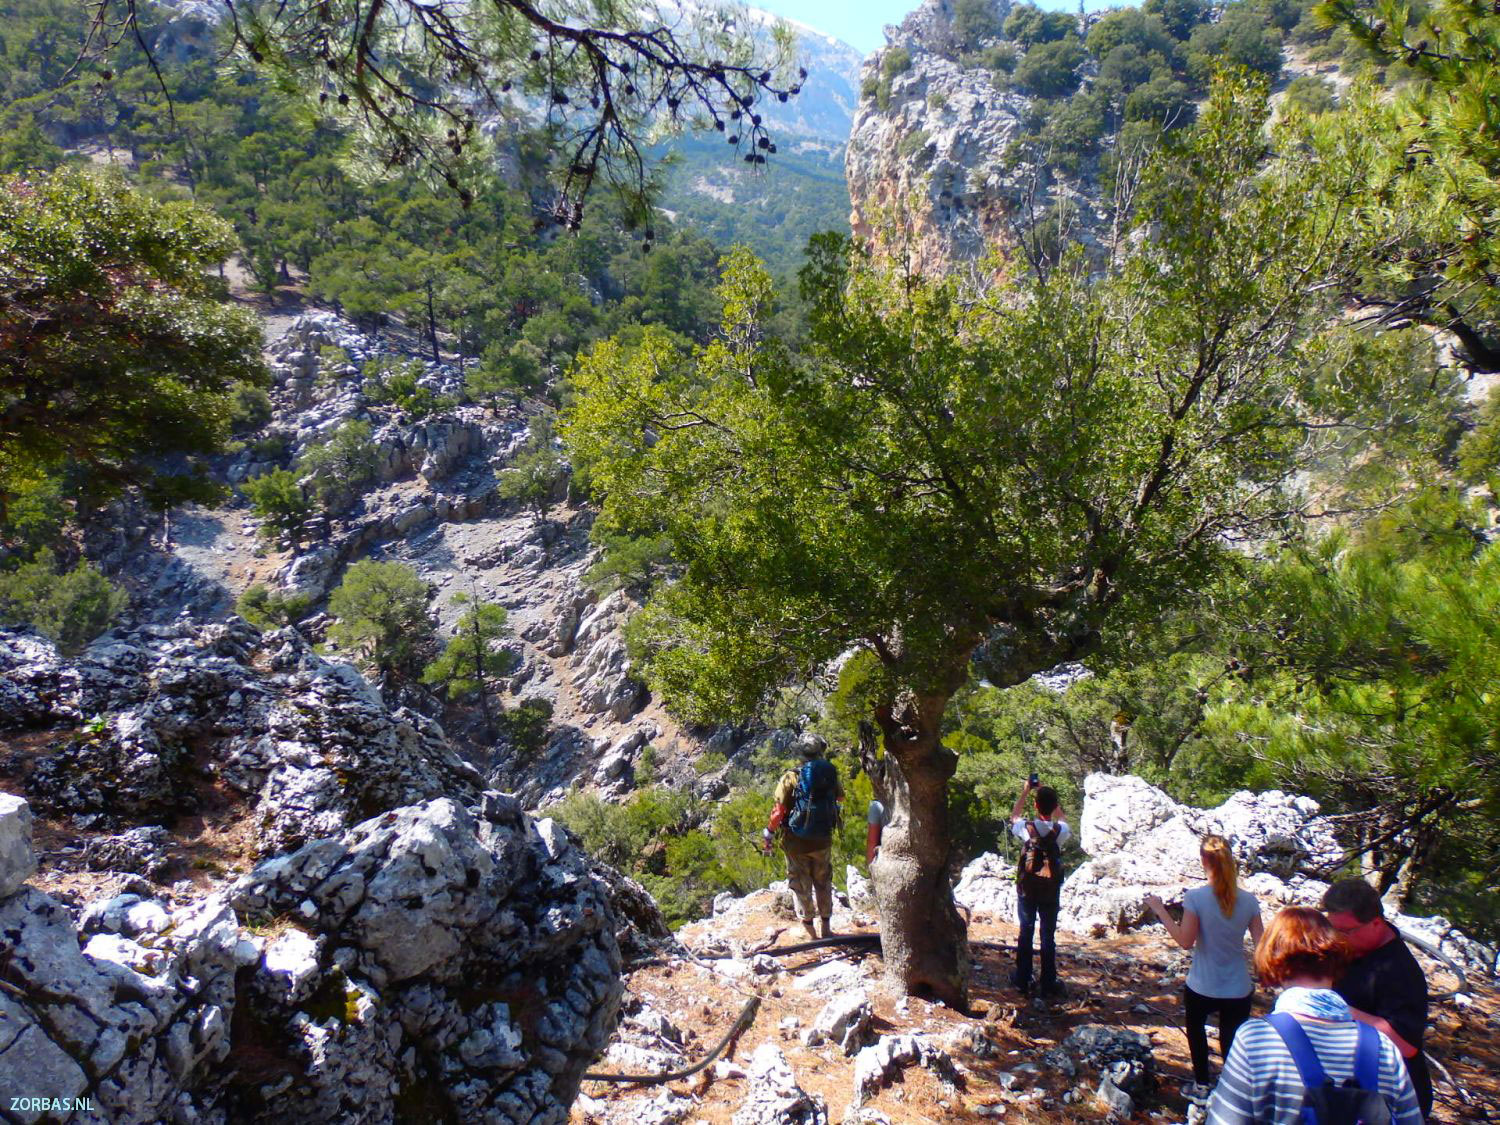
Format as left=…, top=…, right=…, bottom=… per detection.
left=1011, top=817, right=1071, bottom=847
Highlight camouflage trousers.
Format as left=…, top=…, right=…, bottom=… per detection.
left=782, top=839, right=833, bottom=922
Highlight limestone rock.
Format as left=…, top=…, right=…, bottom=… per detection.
left=733, top=1043, right=828, bottom=1125
left=0, top=792, right=37, bottom=898
left=806, top=988, right=874, bottom=1055
left=953, top=852, right=1017, bottom=920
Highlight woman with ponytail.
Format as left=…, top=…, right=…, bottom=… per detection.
left=1146, top=835, right=1266, bottom=1099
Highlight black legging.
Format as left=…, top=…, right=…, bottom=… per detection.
left=1184, top=984, right=1253, bottom=1085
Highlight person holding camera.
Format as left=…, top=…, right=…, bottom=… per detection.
left=1010, top=775, right=1070, bottom=997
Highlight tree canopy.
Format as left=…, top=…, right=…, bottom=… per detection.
left=563, top=76, right=1449, bottom=1003
left=0, top=168, right=265, bottom=515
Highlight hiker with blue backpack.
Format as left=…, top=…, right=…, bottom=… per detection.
left=761, top=734, right=845, bottom=940
left=1205, top=906, right=1423, bottom=1125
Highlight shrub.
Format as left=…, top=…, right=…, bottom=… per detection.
left=236, top=583, right=315, bottom=629
left=1004, top=4, right=1077, bottom=47
left=297, top=418, right=379, bottom=509
left=229, top=384, right=274, bottom=434
left=1, top=474, right=69, bottom=560
left=1458, top=385, right=1500, bottom=485
left=243, top=468, right=313, bottom=542
left=1013, top=35, right=1086, bottom=97
left=1281, top=74, right=1338, bottom=115
left=954, top=0, right=1004, bottom=49
left=365, top=357, right=454, bottom=417
left=498, top=697, right=554, bottom=759
left=327, top=559, right=436, bottom=683
left=0, top=551, right=127, bottom=654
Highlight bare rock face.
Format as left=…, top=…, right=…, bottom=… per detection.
left=0, top=791, right=37, bottom=896
left=846, top=0, right=1110, bottom=276
left=0, top=797, right=623, bottom=1124
left=2, top=619, right=484, bottom=857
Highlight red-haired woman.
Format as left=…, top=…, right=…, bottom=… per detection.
left=1204, top=907, right=1423, bottom=1124
left=1145, top=835, right=1264, bottom=1099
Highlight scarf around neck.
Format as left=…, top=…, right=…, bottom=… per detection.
left=1274, top=986, right=1352, bottom=1022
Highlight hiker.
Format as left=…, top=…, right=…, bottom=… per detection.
left=1009, top=777, right=1070, bottom=997
left=1145, top=834, right=1265, bottom=1101
left=866, top=798, right=889, bottom=865
left=1205, top=906, right=1422, bottom=1125
left=761, top=733, right=844, bottom=940
left=1322, top=879, right=1433, bottom=1118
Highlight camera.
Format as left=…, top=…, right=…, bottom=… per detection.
left=1028, top=771, right=1039, bottom=787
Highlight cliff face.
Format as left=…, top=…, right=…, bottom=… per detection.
left=846, top=0, right=1109, bottom=276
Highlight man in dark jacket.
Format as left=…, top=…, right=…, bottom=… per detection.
left=1323, top=878, right=1432, bottom=1117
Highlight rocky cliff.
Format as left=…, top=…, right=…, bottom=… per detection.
left=845, top=0, right=1110, bottom=275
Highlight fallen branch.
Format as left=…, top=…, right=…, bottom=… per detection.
left=582, top=994, right=761, bottom=1085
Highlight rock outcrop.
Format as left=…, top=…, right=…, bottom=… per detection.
left=0, top=788, right=623, bottom=1123
left=957, top=772, right=1499, bottom=978
left=2, top=619, right=483, bottom=857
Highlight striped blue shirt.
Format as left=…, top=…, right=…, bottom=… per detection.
left=1206, top=990, right=1424, bottom=1125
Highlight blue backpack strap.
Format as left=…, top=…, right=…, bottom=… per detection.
left=1266, top=1012, right=1330, bottom=1089
left=1352, top=1021, right=1381, bottom=1092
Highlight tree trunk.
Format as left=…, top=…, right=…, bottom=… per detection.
left=869, top=728, right=969, bottom=1008
left=425, top=280, right=441, bottom=362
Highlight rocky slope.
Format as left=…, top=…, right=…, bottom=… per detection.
left=85, top=309, right=705, bottom=809
left=0, top=619, right=634, bottom=1124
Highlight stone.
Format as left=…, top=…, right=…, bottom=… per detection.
left=806, top=989, right=874, bottom=1055
left=0, top=792, right=37, bottom=898
left=82, top=825, right=172, bottom=880
left=954, top=852, right=1017, bottom=920
left=1096, top=1076, right=1134, bottom=1117
left=733, top=1043, right=828, bottom=1125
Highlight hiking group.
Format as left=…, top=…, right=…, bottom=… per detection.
left=763, top=762, right=1438, bottom=1123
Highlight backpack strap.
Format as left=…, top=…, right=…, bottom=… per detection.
left=1265, top=1012, right=1330, bottom=1089
left=1351, top=1021, right=1381, bottom=1092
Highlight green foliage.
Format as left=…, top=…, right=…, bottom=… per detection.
left=0, top=114, right=63, bottom=173
left=229, top=385, right=274, bottom=435
left=363, top=357, right=454, bottom=417
left=1315, top=0, right=1500, bottom=347
left=468, top=341, right=546, bottom=407
left=1458, top=386, right=1500, bottom=486
left=954, top=0, right=1005, bottom=49
left=0, top=168, right=266, bottom=514
left=1087, top=9, right=1178, bottom=61
left=1143, top=0, right=1212, bottom=40
left=243, top=469, right=313, bottom=543
left=421, top=595, right=518, bottom=702
left=1209, top=491, right=1500, bottom=939
left=0, top=550, right=126, bottom=654
left=1004, top=4, right=1079, bottom=47
left=1186, top=9, right=1284, bottom=81
left=1282, top=75, right=1338, bottom=115
left=874, top=47, right=913, bottom=111
left=498, top=415, right=565, bottom=523
left=236, top=584, right=314, bottom=629
left=327, top=560, right=436, bottom=684
left=1013, top=36, right=1086, bottom=98
left=584, top=530, right=674, bottom=597
left=0, top=472, right=68, bottom=559
left=296, top=419, right=379, bottom=510
left=498, top=698, right=555, bottom=760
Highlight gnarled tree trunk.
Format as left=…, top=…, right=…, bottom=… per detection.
left=868, top=693, right=970, bottom=1009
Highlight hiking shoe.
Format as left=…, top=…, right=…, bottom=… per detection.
left=1039, top=981, right=1068, bottom=999
left=801, top=921, right=818, bottom=941
left=1008, top=972, right=1031, bottom=994
left=819, top=917, right=833, bottom=939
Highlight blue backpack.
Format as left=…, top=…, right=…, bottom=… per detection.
left=786, top=759, right=840, bottom=839
left=1265, top=1013, right=1393, bottom=1125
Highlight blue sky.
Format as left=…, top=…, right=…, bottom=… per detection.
left=752, top=0, right=1115, bottom=54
